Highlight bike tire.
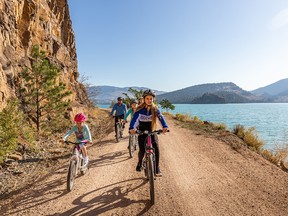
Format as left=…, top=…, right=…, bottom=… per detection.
left=80, top=156, right=88, bottom=175
left=116, top=124, right=120, bottom=142
left=120, top=123, right=123, bottom=138
left=128, top=135, right=134, bottom=158
left=148, top=154, right=155, bottom=205
left=67, top=160, right=77, bottom=191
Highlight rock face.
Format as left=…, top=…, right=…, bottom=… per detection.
left=0, top=0, right=87, bottom=110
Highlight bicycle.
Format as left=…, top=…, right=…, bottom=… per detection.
left=65, top=140, right=88, bottom=191
left=114, top=116, right=124, bottom=142
left=128, top=133, right=138, bottom=158
left=136, top=129, right=169, bottom=205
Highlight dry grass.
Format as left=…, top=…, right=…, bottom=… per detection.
left=174, top=113, right=192, bottom=122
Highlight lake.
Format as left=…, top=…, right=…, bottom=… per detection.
left=98, top=103, right=288, bottom=150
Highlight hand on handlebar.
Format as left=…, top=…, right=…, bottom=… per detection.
left=162, top=128, right=169, bottom=134
left=129, top=129, right=136, bottom=134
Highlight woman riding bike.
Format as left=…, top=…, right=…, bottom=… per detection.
left=129, top=89, right=169, bottom=176
left=61, top=113, right=92, bottom=166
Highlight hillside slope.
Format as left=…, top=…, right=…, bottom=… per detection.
left=251, top=78, right=288, bottom=102
left=0, top=0, right=87, bottom=110
left=157, top=82, right=263, bottom=104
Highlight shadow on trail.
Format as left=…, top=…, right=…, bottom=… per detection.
left=0, top=166, right=69, bottom=215
left=52, top=178, right=152, bottom=216
left=88, top=150, right=130, bottom=168
left=0, top=148, right=135, bottom=215
left=90, top=135, right=129, bottom=148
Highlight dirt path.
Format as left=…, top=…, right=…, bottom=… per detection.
left=1, top=117, right=287, bottom=215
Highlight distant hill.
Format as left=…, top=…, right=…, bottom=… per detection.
left=157, top=82, right=264, bottom=104
left=251, top=78, right=288, bottom=102
left=88, top=86, right=166, bottom=104
left=89, top=78, right=288, bottom=105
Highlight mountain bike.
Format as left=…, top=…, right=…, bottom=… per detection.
left=114, top=116, right=124, bottom=142
left=65, top=140, right=88, bottom=191
left=128, top=133, right=138, bottom=158
left=136, top=129, right=169, bottom=205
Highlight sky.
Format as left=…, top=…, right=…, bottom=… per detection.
left=68, top=0, right=288, bottom=92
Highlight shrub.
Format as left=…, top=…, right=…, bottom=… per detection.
left=174, top=113, right=192, bottom=122
left=212, top=123, right=227, bottom=131
left=233, top=125, right=264, bottom=152
left=193, top=116, right=200, bottom=123
left=233, top=124, right=245, bottom=139
left=243, top=127, right=264, bottom=152
left=0, top=100, right=34, bottom=163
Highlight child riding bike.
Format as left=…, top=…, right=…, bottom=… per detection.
left=111, top=97, right=127, bottom=136
left=124, top=99, right=137, bottom=122
left=61, top=113, right=92, bottom=166
left=129, top=89, right=169, bottom=176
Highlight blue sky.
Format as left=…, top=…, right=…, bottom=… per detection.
left=68, top=0, right=288, bottom=92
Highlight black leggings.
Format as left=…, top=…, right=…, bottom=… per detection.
left=138, top=134, right=160, bottom=168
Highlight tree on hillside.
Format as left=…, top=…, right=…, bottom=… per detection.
left=159, top=99, right=175, bottom=112
left=20, top=45, right=72, bottom=133
left=122, top=87, right=144, bottom=106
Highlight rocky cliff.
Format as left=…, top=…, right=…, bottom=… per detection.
left=0, top=0, right=87, bottom=110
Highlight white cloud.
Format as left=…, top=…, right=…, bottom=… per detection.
left=268, top=8, right=288, bottom=30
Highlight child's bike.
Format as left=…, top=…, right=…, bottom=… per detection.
left=65, top=140, right=88, bottom=191
left=136, top=129, right=169, bottom=205
left=128, top=133, right=138, bottom=158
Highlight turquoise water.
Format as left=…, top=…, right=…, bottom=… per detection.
left=170, top=104, right=288, bottom=150
left=98, top=103, right=288, bottom=150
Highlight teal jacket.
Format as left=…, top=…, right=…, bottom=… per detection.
left=124, top=108, right=135, bottom=121
left=63, top=124, right=92, bottom=143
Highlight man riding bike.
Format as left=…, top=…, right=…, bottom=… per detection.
left=111, top=97, right=127, bottom=136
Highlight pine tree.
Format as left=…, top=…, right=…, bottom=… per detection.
left=20, top=45, right=72, bottom=133
left=159, top=99, right=175, bottom=112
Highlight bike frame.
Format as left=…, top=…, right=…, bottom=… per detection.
left=114, top=116, right=124, bottom=142
left=66, top=141, right=88, bottom=172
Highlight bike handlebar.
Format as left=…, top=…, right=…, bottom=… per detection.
left=136, top=129, right=170, bottom=135
left=64, top=140, right=88, bottom=145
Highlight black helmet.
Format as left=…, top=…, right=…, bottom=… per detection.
left=117, top=97, right=123, bottom=101
left=142, top=89, right=155, bottom=98
left=130, top=99, right=137, bottom=105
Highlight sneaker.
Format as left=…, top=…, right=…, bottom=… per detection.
left=83, top=157, right=89, bottom=166
left=156, top=167, right=162, bottom=177
left=136, top=162, right=142, bottom=172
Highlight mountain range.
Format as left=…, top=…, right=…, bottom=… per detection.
left=87, top=86, right=166, bottom=104
left=88, top=78, right=288, bottom=104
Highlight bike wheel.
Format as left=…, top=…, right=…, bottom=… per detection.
left=128, top=135, right=134, bottom=158
left=148, top=154, right=155, bottom=205
left=80, top=156, right=88, bottom=175
left=134, top=136, right=138, bottom=150
left=120, top=123, right=123, bottom=138
left=116, top=124, right=120, bottom=142
left=67, top=160, right=77, bottom=191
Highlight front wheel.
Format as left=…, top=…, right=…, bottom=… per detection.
left=116, top=124, right=120, bottom=142
left=148, top=154, right=155, bottom=205
left=67, top=160, right=77, bottom=191
left=120, top=123, right=123, bottom=138
left=128, top=135, right=135, bottom=158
